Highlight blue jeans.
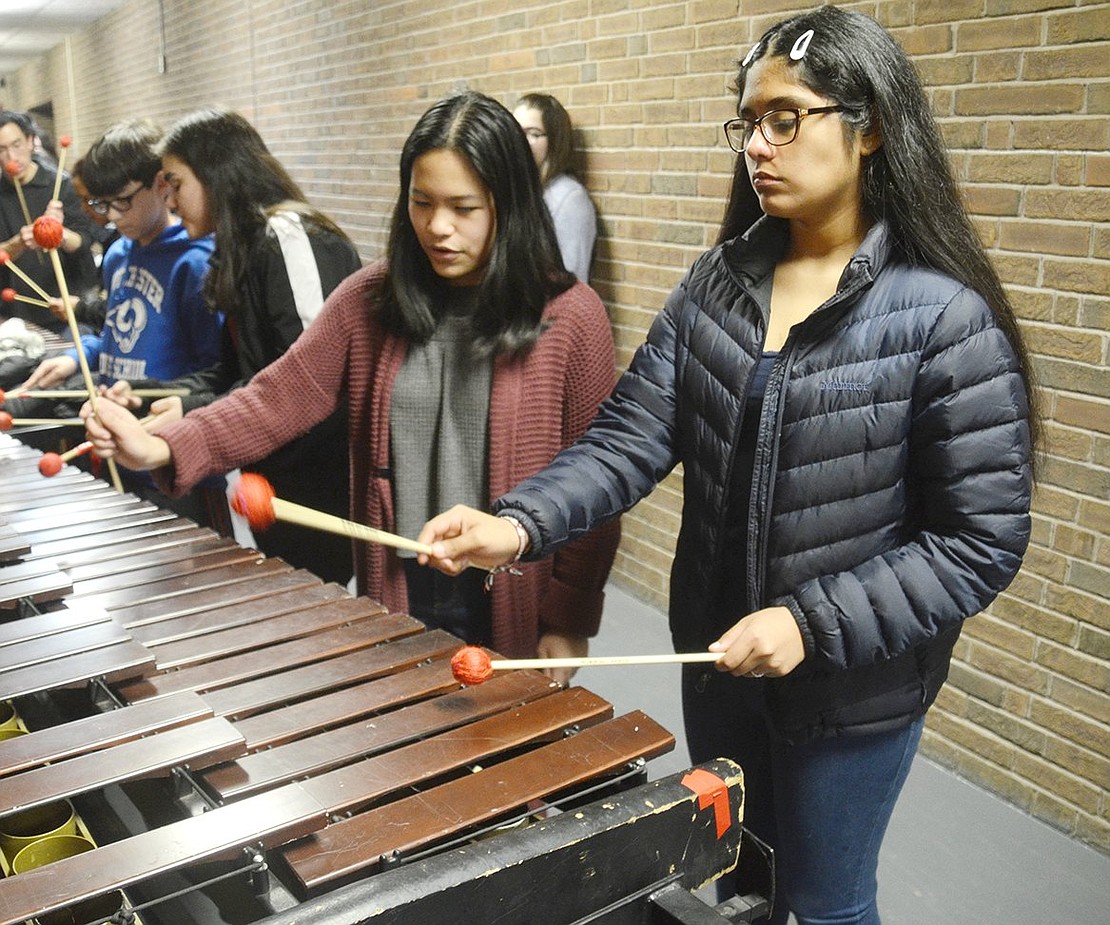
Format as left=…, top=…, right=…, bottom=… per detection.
left=401, top=557, right=492, bottom=645
left=682, top=666, right=923, bottom=925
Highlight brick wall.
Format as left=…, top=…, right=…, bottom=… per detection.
left=7, top=0, right=1107, bottom=855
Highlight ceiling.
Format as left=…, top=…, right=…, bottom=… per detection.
left=0, top=0, right=128, bottom=81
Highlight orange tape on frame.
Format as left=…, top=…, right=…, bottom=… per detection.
left=681, top=768, right=731, bottom=839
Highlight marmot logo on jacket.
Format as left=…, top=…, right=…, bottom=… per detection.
left=820, top=377, right=872, bottom=393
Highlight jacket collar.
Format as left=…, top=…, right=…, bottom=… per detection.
left=726, top=215, right=894, bottom=296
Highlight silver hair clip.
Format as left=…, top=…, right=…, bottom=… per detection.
left=741, top=42, right=761, bottom=67
left=789, top=30, right=814, bottom=61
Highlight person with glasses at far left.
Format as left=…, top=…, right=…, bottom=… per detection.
left=0, top=109, right=99, bottom=335
left=12, top=121, right=225, bottom=526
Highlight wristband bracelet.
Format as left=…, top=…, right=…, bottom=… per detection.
left=483, top=515, right=529, bottom=591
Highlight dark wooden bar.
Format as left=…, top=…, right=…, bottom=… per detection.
left=0, top=619, right=131, bottom=673
left=108, top=567, right=326, bottom=629
left=283, top=710, right=675, bottom=894
left=228, top=657, right=460, bottom=751
left=147, top=593, right=387, bottom=669
left=122, top=620, right=450, bottom=716
left=0, top=717, right=245, bottom=818
left=203, top=672, right=591, bottom=801
left=0, top=604, right=109, bottom=647
left=0, top=690, right=213, bottom=777
left=0, top=785, right=329, bottom=925
left=0, top=639, right=155, bottom=699
left=126, top=581, right=352, bottom=649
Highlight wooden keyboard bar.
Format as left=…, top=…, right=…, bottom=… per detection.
left=230, top=658, right=460, bottom=751
left=118, top=611, right=428, bottom=700
left=50, top=525, right=215, bottom=569
left=0, top=716, right=244, bottom=818
left=126, top=581, right=350, bottom=648
left=289, top=688, right=613, bottom=821
left=0, top=620, right=131, bottom=673
left=0, top=523, right=29, bottom=561
left=192, top=622, right=457, bottom=719
left=18, top=515, right=196, bottom=562
left=0, top=555, right=63, bottom=583
left=0, top=480, right=117, bottom=514
left=0, top=568, right=72, bottom=608
left=10, top=508, right=184, bottom=552
left=204, top=667, right=576, bottom=800
left=0, top=690, right=212, bottom=777
left=5, top=496, right=151, bottom=531
left=284, top=710, right=675, bottom=893
left=0, top=604, right=109, bottom=648
left=149, top=594, right=388, bottom=670
left=108, top=567, right=325, bottom=629
left=67, top=557, right=293, bottom=613
left=64, top=534, right=233, bottom=584
left=0, top=640, right=154, bottom=700
left=69, top=545, right=264, bottom=597
left=0, top=783, right=328, bottom=925
left=142, top=611, right=421, bottom=694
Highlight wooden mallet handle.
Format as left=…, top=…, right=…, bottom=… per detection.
left=231, top=472, right=432, bottom=556
left=3, top=388, right=190, bottom=401
left=450, top=645, right=722, bottom=685
left=51, top=136, right=72, bottom=203
left=33, top=216, right=124, bottom=493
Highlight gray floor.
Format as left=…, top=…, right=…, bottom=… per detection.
left=575, top=583, right=1110, bottom=925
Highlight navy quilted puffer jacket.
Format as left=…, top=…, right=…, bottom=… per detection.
left=496, top=218, right=1033, bottom=743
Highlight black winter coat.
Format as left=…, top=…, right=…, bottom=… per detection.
left=495, top=219, right=1033, bottom=744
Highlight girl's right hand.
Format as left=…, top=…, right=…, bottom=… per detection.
left=82, top=398, right=173, bottom=472
left=417, top=505, right=521, bottom=575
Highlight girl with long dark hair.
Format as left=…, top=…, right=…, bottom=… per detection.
left=88, top=92, right=620, bottom=671
left=107, top=107, right=361, bottom=585
left=418, top=10, right=1035, bottom=923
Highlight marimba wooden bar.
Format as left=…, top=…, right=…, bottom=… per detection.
left=0, top=431, right=753, bottom=925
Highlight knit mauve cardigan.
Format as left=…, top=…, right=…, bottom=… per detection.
left=156, top=263, right=621, bottom=658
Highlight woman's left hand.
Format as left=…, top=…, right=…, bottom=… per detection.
left=536, top=631, right=588, bottom=685
left=709, top=606, right=805, bottom=679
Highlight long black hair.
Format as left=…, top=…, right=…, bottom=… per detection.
left=718, top=6, right=1038, bottom=455
left=161, top=107, right=349, bottom=315
left=380, top=91, right=573, bottom=356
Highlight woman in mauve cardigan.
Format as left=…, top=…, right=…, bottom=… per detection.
left=86, top=92, right=619, bottom=669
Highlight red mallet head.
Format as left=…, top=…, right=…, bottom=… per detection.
left=4, top=161, right=20, bottom=178
left=230, top=472, right=277, bottom=531
left=1, top=288, right=15, bottom=302
left=0, top=250, right=10, bottom=264
left=59, top=135, right=73, bottom=148
left=0, top=411, right=12, bottom=431
left=32, top=216, right=64, bottom=250
left=38, top=453, right=64, bottom=477
left=450, top=646, right=494, bottom=685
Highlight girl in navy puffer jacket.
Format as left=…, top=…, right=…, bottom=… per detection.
left=420, top=8, right=1036, bottom=924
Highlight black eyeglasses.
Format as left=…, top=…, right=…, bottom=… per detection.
left=87, top=183, right=148, bottom=216
left=723, top=106, right=847, bottom=153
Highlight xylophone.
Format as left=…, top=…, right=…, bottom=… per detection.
left=0, top=430, right=764, bottom=925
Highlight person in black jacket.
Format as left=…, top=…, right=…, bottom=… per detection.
left=107, top=108, right=361, bottom=586
left=418, top=8, right=1036, bottom=925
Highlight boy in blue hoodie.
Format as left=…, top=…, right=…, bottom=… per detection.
left=15, top=120, right=225, bottom=525
left=19, top=120, right=221, bottom=392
